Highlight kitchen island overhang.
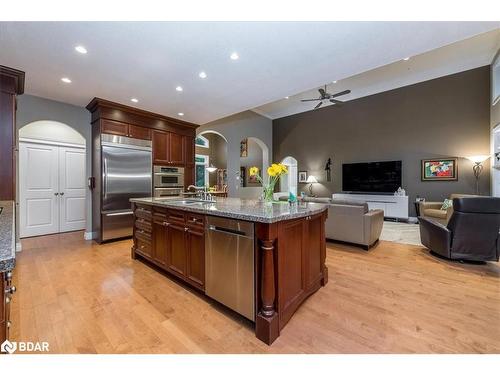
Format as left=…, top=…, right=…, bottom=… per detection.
left=130, top=197, right=329, bottom=345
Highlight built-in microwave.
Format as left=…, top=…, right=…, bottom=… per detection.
left=153, top=165, right=184, bottom=188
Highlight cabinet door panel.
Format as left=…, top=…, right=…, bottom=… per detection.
left=169, top=133, right=185, bottom=166
left=152, top=221, right=168, bottom=267
left=128, top=125, right=151, bottom=140
left=184, top=136, right=195, bottom=167
left=278, top=218, right=306, bottom=328
left=306, top=214, right=323, bottom=288
left=152, top=130, right=169, bottom=165
left=101, top=119, right=128, bottom=136
left=167, top=224, right=187, bottom=277
left=186, top=229, right=205, bottom=289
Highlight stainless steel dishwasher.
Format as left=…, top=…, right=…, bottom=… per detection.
left=205, top=216, right=255, bottom=321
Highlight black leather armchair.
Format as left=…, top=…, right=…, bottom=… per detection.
left=419, top=197, right=500, bottom=262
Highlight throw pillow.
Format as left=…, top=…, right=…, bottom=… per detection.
left=441, top=199, right=453, bottom=210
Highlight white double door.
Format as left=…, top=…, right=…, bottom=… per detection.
left=19, top=141, right=86, bottom=238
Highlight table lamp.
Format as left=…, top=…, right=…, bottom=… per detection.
left=306, top=175, right=318, bottom=196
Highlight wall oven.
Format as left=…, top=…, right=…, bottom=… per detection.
left=153, top=165, right=184, bottom=188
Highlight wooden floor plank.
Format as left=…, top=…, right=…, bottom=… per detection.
left=10, top=231, right=500, bottom=353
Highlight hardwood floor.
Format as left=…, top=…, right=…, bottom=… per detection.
left=10, top=231, right=500, bottom=353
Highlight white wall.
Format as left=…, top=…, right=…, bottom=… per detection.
left=197, top=111, right=273, bottom=198
left=19, top=120, right=86, bottom=145
left=16, top=95, right=91, bottom=239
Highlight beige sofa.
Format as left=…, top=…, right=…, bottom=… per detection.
left=419, top=193, right=478, bottom=225
left=303, top=197, right=384, bottom=249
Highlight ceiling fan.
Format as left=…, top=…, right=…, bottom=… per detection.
left=301, top=85, right=351, bottom=110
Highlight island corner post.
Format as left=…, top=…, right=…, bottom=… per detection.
left=254, top=210, right=329, bottom=345
left=130, top=200, right=329, bottom=346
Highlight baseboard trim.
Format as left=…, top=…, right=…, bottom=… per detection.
left=16, top=242, right=22, bottom=252
left=84, top=231, right=96, bottom=240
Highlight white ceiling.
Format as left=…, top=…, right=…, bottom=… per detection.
left=253, top=29, right=500, bottom=119
left=0, top=22, right=499, bottom=124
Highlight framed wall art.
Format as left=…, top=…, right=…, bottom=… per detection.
left=421, top=158, right=458, bottom=181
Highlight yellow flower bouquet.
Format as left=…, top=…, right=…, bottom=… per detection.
left=249, top=163, right=288, bottom=203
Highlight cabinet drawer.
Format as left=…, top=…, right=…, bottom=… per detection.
left=135, top=218, right=152, bottom=232
left=135, top=206, right=152, bottom=220
left=186, top=213, right=205, bottom=230
left=128, top=125, right=151, bottom=140
left=101, top=119, right=128, bottom=136
left=168, top=210, right=185, bottom=225
left=136, top=229, right=152, bottom=241
left=135, top=238, right=152, bottom=258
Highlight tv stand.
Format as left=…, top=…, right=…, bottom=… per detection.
left=333, top=193, right=409, bottom=220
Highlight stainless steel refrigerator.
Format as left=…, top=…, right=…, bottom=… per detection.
left=101, top=134, right=152, bottom=241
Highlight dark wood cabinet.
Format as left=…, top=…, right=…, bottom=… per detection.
left=87, top=98, right=198, bottom=243
left=133, top=206, right=205, bottom=291
left=128, top=124, right=151, bottom=140
left=275, top=212, right=327, bottom=330
left=169, top=132, right=185, bottom=166
left=152, top=131, right=189, bottom=167
left=305, top=214, right=324, bottom=289
left=186, top=227, right=205, bottom=289
left=277, top=218, right=307, bottom=328
left=166, top=222, right=188, bottom=277
left=152, top=130, right=169, bottom=165
left=0, top=66, right=24, bottom=200
left=185, top=136, right=195, bottom=167
left=101, top=119, right=129, bottom=136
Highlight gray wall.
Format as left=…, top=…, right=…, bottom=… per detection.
left=16, top=94, right=92, bottom=237
left=197, top=110, right=273, bottom=198
left=274, top=66, right=491, bottom=216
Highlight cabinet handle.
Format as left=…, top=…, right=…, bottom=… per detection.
left=5, top=285, right=16, bottom=294
left=60, top=192, right=65, bottom=196
left=184, top=227, right=189, bottom=232
left=140, top=245, right=145, bottom=250
left=163, top=221, right=170, bottom=227
left=5, top=296, right=11, bottom=304
left=5, top=272, right=12, bottom=281
left=54, top=192, right=59, bottom=196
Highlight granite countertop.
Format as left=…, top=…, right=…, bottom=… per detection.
left=0, top=200, right=16, bottom=272
left=130, top=197, right=328, bottom=223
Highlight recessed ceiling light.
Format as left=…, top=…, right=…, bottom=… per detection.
left=332, top=80, right=337, bottom=84
left=131, top=98, right=138, bottom=103
left=230, top=52, right=239, bottom=60
left=199, top=71, right=207, bottom=79
left=61, top=77, right=72, bottom=83
left=284, top=96, right=289, bottom=99
left=178, top=112, right=184, bottom=116
left=176, top=86, right=183, bottom=92
left=403, top=57, right=410, bottom=61
left=75, top=45, right=87, bottom=54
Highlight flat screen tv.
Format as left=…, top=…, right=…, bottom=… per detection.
left=342, top=160, right=402, bottom=194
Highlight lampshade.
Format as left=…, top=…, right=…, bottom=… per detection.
left=306, top=175, right=318, bottom=183
left=206, top=164, right=217, bottom=173
left=467, top=155, right=490, bottom=164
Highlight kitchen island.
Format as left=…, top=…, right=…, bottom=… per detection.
left=130, top=197, right=328, bottom=345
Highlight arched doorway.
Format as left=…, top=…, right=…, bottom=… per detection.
left=195, top=131, right=228, bottom=193
left=279, top=156, right=298, bottom=197
left=18, top=120, right=87, bottom=237
left=238, top=137, right=269, bottom=199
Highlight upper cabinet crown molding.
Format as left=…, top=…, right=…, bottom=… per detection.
left=0, top=65, right=25, bottom=95
left=86, top=97, right=198, bottom=134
